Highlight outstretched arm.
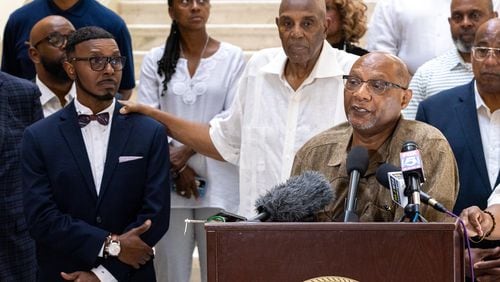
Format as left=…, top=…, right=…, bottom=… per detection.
left=119, top=100, right=224, bottom=161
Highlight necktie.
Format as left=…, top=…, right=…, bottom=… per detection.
left=78, top=112, right=110, bottom=128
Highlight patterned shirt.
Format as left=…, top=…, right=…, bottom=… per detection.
left=404, top=48, right=473, bottom=119
left=291, top=118, right=459, bottom=222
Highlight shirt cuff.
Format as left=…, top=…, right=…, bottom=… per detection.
left=91, top=265, right=118, bottom=282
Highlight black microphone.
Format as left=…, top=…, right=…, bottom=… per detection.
left=344, top=146, right=369, bottom=222
left=251, top=171, right=334, bottom=222
left=400, top=141, right=425, bottom=208
left=376, top=163, right=448, bottom=213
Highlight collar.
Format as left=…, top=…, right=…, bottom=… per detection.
left=448, top=48, right=472, bottom=72
left=474, top=81, right=492, bottom=115
left=36, top=76, right=76, bottom=106
left=74, top=96, right=115, bottom=119
left=261, top=40, right=345, bottom=83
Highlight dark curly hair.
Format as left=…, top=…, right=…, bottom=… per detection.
left=157, top=0, right=181, bottom=95
left=65, top=26, right=115, bottom=55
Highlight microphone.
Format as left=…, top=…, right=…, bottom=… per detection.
left=375, top=163, right=449, bottom=213
left=400, top=141, right=425, bottom=208
left=251, top=171, right=334, bottom=222
left=344, top=146, right=369, bottom=222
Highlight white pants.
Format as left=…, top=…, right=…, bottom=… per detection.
left=154, top=207, right=219, bottom=282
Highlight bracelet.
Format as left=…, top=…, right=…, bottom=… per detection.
left=484, top=210, right=496, bottom=238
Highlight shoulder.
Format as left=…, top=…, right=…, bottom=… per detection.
left=0, top=72, right=39, bottom=95
left=398, top=119, right=448, bottom=143
left=327, top=46, right=359, bottom=72
left=145, top=46, right=165, bottom=61
left=420, top=81, right=472, bottom=108
left=87, top=1, right=127, bottom=27
left=7, top=1, right=43, bottom=20
left=219, top=41, right=244, bottom=56
left=120, top=112, right=165, bottom=132
left=298, top=122, right=351, bottom=154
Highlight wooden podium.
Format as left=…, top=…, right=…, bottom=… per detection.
left=206, top=221, right=464, bottom=282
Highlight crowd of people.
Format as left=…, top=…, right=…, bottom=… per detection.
left=0, top=0, right=499, bottom=281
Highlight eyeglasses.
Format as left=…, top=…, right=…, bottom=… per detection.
left=179, top=0, right=209, bottom=7
left=70, top=56, right=126, bottom=72
left=471, top=47, right=500, bottom=61
left=32, top=32, right=71, bottom=49
left=342, top=75, right=407, bottom=96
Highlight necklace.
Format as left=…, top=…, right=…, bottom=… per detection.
left=180, top=34, right=210, bottom=78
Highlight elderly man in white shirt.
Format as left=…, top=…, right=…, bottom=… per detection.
left=120, top=0, right=358, bottom=217
left=366, top=0, right=500, bottom=75
left=28, top=16, right=76, bottom=117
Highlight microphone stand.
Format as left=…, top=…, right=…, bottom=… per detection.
left=400, top=178, right=427, bottom=222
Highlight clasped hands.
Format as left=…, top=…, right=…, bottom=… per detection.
left=61, top=220, right=153, bottom=281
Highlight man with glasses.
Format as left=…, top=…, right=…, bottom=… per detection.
left=417, top=18, right=500, bottom=281
left=22, top=26, right=171, bottom=282
left=2, top=0, right=135, bottom=99
left=403, top=0, right=497, bottom=119
left=29, top=16, right=76, bottom=117
left=291, top=52, right=458, bottom=222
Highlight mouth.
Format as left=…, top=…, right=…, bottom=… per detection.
left=351, top=105, right=370, bottom=113
left=97, top=79, right=117, bottom=88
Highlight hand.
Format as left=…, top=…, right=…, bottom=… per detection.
left=61, top=271, right=99, bottom=282
left=117, top=220, right=154, bottom=269
left=460, top=206, right=491, bottom=237
left=118, top=100, right=147, bottom=115
left=466, top=247, right=500, bottom=280
left=169, top=145, right=195, bottom=171
left=174, top=165, right=199, bottom=199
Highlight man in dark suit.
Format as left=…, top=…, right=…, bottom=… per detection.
left=416, top=18, right=500, bottom=281
left=22, top=26, right=170, bottom=281
left=0, top=71, right=43, bottom=282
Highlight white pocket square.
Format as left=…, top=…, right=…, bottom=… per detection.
left=119, top=156, right=143, bottom=163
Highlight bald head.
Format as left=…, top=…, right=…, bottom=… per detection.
left=474, top=17, right=500, bottom=44
left=353, top=52, right=411, bottom=87
left=472, top=18, right=500, bottom=97
left=30, top=16, right=75, bottom=47
left=279, top=0, right=326, bottom=21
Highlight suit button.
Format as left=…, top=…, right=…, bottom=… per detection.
left=96, top=216, right=102, bottom=223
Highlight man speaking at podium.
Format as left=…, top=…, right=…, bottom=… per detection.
left=291, top=52, right=459, bottom=222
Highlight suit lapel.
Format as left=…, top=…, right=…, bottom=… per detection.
left=456, top=81, right=492, bottom=190
left=59, top=102, right=98, bottom=200
left=97, top=103, right=132, bottom=206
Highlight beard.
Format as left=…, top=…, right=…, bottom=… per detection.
left=74, top=75, right=115, bottom=101
left=453, top=38, right=473, bottom=54
left=40, top=56, right=70, bottom=83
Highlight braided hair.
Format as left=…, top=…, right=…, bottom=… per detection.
left=157, top=0, right=181, bottom=96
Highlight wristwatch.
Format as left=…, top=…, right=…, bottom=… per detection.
left=104, top=234, right=121, bottom=258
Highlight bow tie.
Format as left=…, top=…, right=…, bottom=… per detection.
left=78, top=112, right=110, bottom=128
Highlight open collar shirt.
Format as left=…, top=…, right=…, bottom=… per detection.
left=209, top=41, right=358, bottom=217
left=36, top=76, right=75, bottom=117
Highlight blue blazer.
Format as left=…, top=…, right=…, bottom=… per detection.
left=416, top=80, right=500, bottom=215
left=22, top=101, right=170, bottom=281
left=0, top=71, right=42, bottom=281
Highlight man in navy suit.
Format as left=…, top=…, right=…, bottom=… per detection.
left=0, top=71, right=43, bottom=282
left=416, top=18, right=500, bottom=281
left=22, top=26, right=170, bottom=281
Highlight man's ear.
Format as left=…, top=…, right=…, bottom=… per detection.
left=401, top=89, right=413, bottom=109
left=324, top=17, right=331, bottom=37
left=28, top=47, right=41, bottom=64
left=63, top=61, right=76, bottom=80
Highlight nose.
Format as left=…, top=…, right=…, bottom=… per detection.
left=461, top=16, right=473, bottom=28
left=103, top=60, right=115, bottom=75
left=350, top=83, right=372, bottom=101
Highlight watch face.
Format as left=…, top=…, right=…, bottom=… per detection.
left=108, top=242, right=121, bottom=256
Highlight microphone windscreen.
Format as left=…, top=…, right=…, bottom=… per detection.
left=375, top=163, right=400, bottom=188
left=346, top=146, right=369, bottom=176
left=254, top=171, right=334, bottom=222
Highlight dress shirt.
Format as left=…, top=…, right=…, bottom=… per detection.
left=404, top=49, right=472, bottom=119
left=74, top=98, right=116, bottom=282
left=475, top=84, right=500, bottom=191
left=209, top=41, right=358, bottom=217
left=291, top=118, right=459, bottom=222
left=36, top=76, right=75, bottom=117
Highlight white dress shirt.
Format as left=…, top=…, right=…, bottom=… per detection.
left=36, top=76, right=75, bottom=117
left=209, top=41, right=358, bottom=217
left=475, top=84, right=500, bottom=191
left=74, top=98, right=117, bottom=282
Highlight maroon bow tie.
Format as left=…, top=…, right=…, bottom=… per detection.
left=77, top=112, right=110, bottom=127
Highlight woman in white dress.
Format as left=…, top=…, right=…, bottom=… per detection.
left=137, top=0, right=245, bottom=281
